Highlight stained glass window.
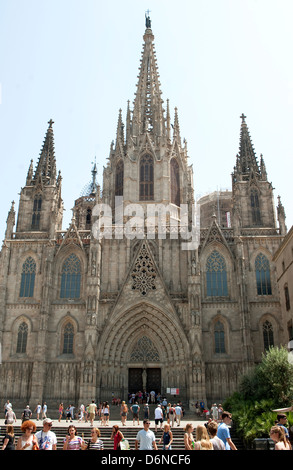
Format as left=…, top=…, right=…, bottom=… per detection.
left=206, top=251, right=228, bottom=297
left=263, top=320, right=274, bottom=351
left=31, top=195, right=42, bottom=230
left=63, top=322, right=74, bottom=354
left=139, top=154, right=154, bottom=201
left=251, top=189, right=261, bottom=226
left=16, top=322, right=28, bottom=353
left=255, top=253, right=272, bottom=295
left=170, top=158, right=180, bottom=206
left=214, top=321, right=226, bottom=354
left=60, top=254, right=81, bottom=299
left=115, top=160, right=124, bottom=196
left=20, top=257, right=36, bottom=297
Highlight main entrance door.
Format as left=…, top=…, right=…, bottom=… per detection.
left=128, top=368, right=161, bottom=394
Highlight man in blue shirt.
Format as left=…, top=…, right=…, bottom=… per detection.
left=217, top=411, right=237, bottom=450
left=276, top=414, right=290, bottom=443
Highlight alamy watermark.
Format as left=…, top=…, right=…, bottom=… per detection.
left=91, top=196, right=200, bottom=250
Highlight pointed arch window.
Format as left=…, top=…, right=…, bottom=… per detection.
left=139, top=154, right=154, bottom=201
left=16, top=322, right=28, bottom=353
left=206, top=251, right=228, bottom=297
left=251, top=188, right=261, bottom=226
left=85, top=208, right=92, bottom=229
left=20, top=257, right=36, bottom=297
left=31, top=195, right=42, bottom=230
left=263, top=320, right=274, bottom=351
left=170, top=158, right=180, bottom=206
left=60, top=254, right=81, bottom=299
left=284, top=285, right=291, bottom=311
left=214, top=320, right=226, bottom=354
left=62, top=322, right=74, bottom=354
left=255, top=253, right=272, bottom=295
left=115, top=160, right=124, bottom=196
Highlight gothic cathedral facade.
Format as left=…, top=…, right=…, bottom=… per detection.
left=0, top=23, right=289, bottom=409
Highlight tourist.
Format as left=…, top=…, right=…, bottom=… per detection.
left=16, top=420, right=39, bottom=450
left=4, top=400, right=12, bottom=418
left=158, top=423, right=173, bottom=450
left=82, top=427, right=104, bottom=450
left=194, top=424, right=213, bottom=450
left=63, top=425, right=84, bottom=450
left=34, top=402, right=42, bottom=420
left=168, top=403, right=175, bottom=427
left=184, top=423, right=195, bottom=450
left=111, top=425, right=124, bottom=450
left=58, top=403, right=64, bottom=422
left=131, top=402, right=140, bottom=426
left=21, top=405, right=32, bottom=423
left=207, top=420, right=225, bottom=450
left=217, top=411, right=237, bottom=450
left=269, top=425, right=291, bottom=450
left=174, top=403, right=182, bottom=426
left=35, top=418, right=57, bottom=450
left=211, top=403, right=219, bottom=421
left=88, top=400, right=97, bottom=427
left=102, top=401, right=110, bottom=426
left=42, top=402, right=47, bottom=419
left=154, top=404, right=163, bottom=432
left=143, top=403, right=150, bottom=420
left=135, top=419, right=157, bottom=450
left=276, top=414, right=290, bottom=443
left=1, top=424, right=15, bottom=450
left=65, top=405, right=72, bottom=422
left=120, top=401, right=128, bottom=426
left=78, top=403, right=85, bottom=422
left=5, top=407, right=16, bottom=424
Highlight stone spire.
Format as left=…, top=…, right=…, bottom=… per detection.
left=32, top=119, right=57, bottom=185
left=131, top=19, right=165, bottom=138
left=233, top=114, right=261, bottom=182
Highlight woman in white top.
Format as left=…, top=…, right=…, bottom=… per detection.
left=16, top=420, right=39, bottom=450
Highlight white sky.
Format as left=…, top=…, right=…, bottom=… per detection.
left=0, top=0, right=292, bottom=239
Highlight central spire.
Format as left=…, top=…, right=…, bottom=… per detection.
left=132, top=18, right=165, bottom=138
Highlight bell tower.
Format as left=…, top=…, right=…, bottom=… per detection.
left=232, top=114, right=277, bottom=230
left=102, top=16, right=194, bottom=219
left=15, top=119, right=63, bottom=238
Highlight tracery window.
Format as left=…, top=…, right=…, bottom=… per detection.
left=31, top=195, right=42, bottom=230
left=20, top=256, right=36, bottom=298
left=130, top=336, right=160, bottom=362
left=115, top=160, right=124, bottom=196
left=63, top=322, right=74, bottom=354
left=16, top=322, right=28, bottom=353
left=263, top=320, right=274, bottom=351
left=214, top=321, right=226, bottom=354
left=206, top=251, right=228, bottom=297
left=131, top=243, right=156, bottom=296
left=139, top=154, right=154, bottom=201
left=251, top=189, right=261, bottom=226
left=60, top=254, right=81, bottom=299
left=255, top=253, right=272, bottom=295
left=170, top=158, right=180, bottom=206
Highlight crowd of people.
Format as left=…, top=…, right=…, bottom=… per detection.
left=1, top=398, right=292, bottom=450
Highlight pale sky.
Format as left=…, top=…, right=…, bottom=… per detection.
left=0, top=0, right=292, bottom=239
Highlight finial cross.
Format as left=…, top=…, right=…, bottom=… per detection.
left=240, top=113, right=246, bottom=122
